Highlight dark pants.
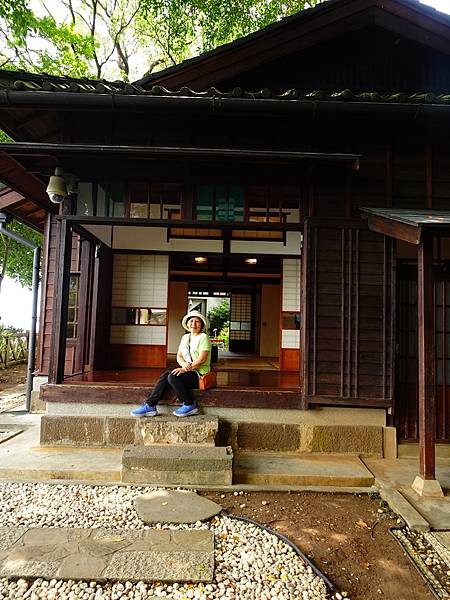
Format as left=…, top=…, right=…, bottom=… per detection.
left=146, top=370, right=199, bottom=407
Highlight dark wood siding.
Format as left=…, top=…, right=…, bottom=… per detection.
left=302, top=218, right=394, bottom=407
left=396, top=261, right=450, bottom=442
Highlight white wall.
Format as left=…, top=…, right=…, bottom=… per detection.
left=110, top=254, right=169, bottom=345
left=167, top=281, right=188, bottom=353
left=281, top=258, right=301, bottom=349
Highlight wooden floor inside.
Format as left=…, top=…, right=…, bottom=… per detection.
left=63, top=367, right=300, bottom=390
left=63, top=355, right=300, bottom=391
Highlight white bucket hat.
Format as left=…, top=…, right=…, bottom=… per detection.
left=181, top=310, right=209, bottom=331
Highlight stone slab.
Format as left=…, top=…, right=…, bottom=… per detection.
left=139, top=415, right=218, bottom=446
left=364, top=457, right=450, bottom=530
left=121, top=445, right=233, bottom=485
left=134, top=489, right=222, bottom=524
left=378, top=486, right=430, bottom=532
left=0, top=527, right=213, bottom=583
left=234, top=453, right=375, bottom=487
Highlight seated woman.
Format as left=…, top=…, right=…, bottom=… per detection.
left=131, top=310, right=211, bottom=418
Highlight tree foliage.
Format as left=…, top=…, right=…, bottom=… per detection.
left=1, top=0, right=322, bottom=80
left=138, top=0, right=321, bottom=69
left=208, top=299, right=230, bottom=335
left=0, top=221, right=42, bottom=291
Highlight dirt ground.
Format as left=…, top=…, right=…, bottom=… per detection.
left=0, top=363, right=27, bottom=392
left=202, top=490, right=434, bottom=600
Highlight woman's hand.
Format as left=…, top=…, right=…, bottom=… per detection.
left=171, top=366, right=189, bottom=376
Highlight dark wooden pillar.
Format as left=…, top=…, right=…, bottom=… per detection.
left=417, top=233, right=436, bottom=480
left=48, top=218, right=72, bottom=384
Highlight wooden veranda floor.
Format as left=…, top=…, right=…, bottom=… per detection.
left=62, top=367, right=300, bottom=390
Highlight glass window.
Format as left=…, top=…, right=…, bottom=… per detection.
left=197, top=185, right=214, bottom=221
left=196, top=184, right=244, bottom=222
left=66, top=275, right=80, bottom=339
left=75, top=182, right=125, bottom=216
left=111, top=307, right=167, bottom=326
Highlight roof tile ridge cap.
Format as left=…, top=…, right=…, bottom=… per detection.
left=435, top=93, right=450, bottom=103
left=407, top=91, right=436, bottom=103
left=273, top=89, right=299, bottom=99
left=330, top=89, right=354, bottom=100
left=150, top=84, right=172, bottom=96
left=13, top=80, right=42, bottom=91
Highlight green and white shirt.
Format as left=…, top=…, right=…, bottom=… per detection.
left=179, top=332, right=211, bottom=375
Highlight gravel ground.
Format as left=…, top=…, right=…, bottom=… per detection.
left=0, top=482, right=331, bottom=600
left=392, top=528, right=450, bottom=599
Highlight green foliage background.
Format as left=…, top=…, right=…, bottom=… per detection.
left=0, top=222, right=42, bottom=289
left=208, top=299, right=230, bottom=335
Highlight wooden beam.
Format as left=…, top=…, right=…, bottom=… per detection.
left=417, top=233, right=436, bottom=480
left=367, top=214, right=421, bottom=244
left=48, top=218, right=72, bottom=384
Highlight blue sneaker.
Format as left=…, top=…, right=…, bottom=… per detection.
left=173, top=404, right=198, bottom=417
left=130, top=403, right=157, bottom=417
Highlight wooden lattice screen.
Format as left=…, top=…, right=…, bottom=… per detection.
left=301, top=218, right=395, bottom=408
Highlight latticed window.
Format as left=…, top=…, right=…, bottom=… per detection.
left=196, top=184, right=245, bottom=222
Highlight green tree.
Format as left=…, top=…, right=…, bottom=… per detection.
left=208, top=299, right=230, bottom=336
left=139, top=0, right=322, bottom=69
left=0, top=221, right=42, bottom=292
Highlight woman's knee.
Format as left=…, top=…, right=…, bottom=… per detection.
left=167, top=373, right=178, bottom=387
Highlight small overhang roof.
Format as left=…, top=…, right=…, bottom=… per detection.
left=361, top=207, right=450, bottom=244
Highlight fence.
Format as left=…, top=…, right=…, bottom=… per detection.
left=0, top=332, right=29, bottom=368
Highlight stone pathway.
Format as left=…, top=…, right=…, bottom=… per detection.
left=0, top=527, right=214, bottom=583
left=0, top=482, right=330, bottom=599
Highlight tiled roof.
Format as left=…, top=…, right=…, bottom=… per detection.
left=1, top=72, right=450, bottom=105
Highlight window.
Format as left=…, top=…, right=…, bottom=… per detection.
left=129, top=183, right=182, bottom=219
left=111, top=308, right=167, bottom=326
left=76, top=182, right=125, bottom=216
left=66, top=275, right=80, bottom=339
left=196, top=184, right=245, bottom=222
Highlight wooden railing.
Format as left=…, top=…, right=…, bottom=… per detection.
left=0, top=333, right=29, bottom=368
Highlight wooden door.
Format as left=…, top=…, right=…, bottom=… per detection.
left=229, top=293, right=254, bottom=353
left=301, top=218, right=395, bottom=408
left=260, top=284, right=280, bottom=357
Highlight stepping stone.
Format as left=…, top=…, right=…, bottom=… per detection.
left=135, top=489, right=222, bottom=524
left=0, top=527, right=214, bottom=583
left=122, top=445, right=233, bottom=485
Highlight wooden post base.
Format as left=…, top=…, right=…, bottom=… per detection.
left=412, top=475, right=444, bottom=497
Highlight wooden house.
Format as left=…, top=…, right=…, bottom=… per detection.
left=1, top=0, right=449, bottom=493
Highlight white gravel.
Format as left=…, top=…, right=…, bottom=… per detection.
left=0, top=482, right=330, bottom=600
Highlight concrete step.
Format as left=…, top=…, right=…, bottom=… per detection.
left=122, top=445, right=233, bottom=485
left=234, top=452, right=375, bottom=487
left=40, top=415, right=219, bottom=447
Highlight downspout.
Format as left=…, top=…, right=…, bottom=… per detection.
left=0, top=216, right=41, bottom=412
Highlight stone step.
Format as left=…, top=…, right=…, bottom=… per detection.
left=139, top=415, right=218, bottom=446
left=0, top=527, right=213, bottom=583
left=122, top=445, right=233, bottom=485
left=40, top=415, right=219, bottom=447
left=233, top=453, right=375, bottom=487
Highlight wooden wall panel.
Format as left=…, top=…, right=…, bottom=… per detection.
left=109, top=344, right=167, bottom=368
left=39, top=217, right=84, bottom=376
left=280, top=349, right=300, bottom=372
left=302, top=218, right=394, bottom=407
left=396, top=262, right=450, bottom=442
